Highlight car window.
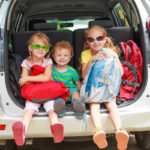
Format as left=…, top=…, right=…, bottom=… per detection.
left=47, top=19, right=94, bottom=31
left=129, top=8, right=138, bottom=31
left=145, top=0, right=150, bottom=9
left=0, top=0, right=4, bottom=7
left=12, top=8, right=23, bottom=32
left=112, top=3, right=130, bottom=27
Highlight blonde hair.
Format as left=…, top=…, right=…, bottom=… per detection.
left=78, top=25, right=120, bottom=79
left=27, top=32, right=51, bottom=60
left=84, top=25, right=119, bottom=52
left=52, top=40, right=74, bottom=57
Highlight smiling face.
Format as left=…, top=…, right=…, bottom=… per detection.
left=53, top=47, right=72, bottom=66
left=28, top=36, right=49, bottom=59
left=86, top=27, right=106, bottom=52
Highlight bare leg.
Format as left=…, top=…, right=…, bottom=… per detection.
left=22, top=109, right=35, bottom=131
left=104, top=97, right=122, bottom=130
left=48, top=109, right=64, bottom=143
left=105, top=98, right=129, bottom=150
left=89, top=102, right=102, bottom=128
left=12, top=109, right=35, bottom=145
left=90, top=103, right=108, bottom=149
left=47, top=109, right=59, bottom=125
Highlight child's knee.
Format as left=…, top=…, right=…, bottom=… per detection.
left=105, top=99, right=116, bottom=110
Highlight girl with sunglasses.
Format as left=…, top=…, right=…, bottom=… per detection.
left=12, top=32, right=64, bottom=146
left=80, top=25, right=129, bottom=150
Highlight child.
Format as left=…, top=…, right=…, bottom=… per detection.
left=12, top=32, right=63, bottom=145
left=52, top=41, right=85, bottom=118
left=80, top=25, right=129, bottom=150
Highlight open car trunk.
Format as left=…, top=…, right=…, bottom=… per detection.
left=4, top=0, right=148, bottom=114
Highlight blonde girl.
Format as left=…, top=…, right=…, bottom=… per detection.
left=12, top=32, right=63, bottom=146
left=80, top=25, right=129, bottom=150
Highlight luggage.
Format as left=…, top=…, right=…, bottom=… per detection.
left=9, top=54, right=26, bottom=104
left=118, top=40, right=143, bottom=101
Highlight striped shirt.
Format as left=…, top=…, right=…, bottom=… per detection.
left=52, top=65, right=79, bottom=101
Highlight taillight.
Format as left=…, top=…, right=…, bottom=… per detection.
left=148, top=17, right=150, bottom=31
left=0, top=124, right=6, bottom=130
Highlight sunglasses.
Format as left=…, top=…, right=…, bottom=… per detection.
left=87, top=35, right=105, bottom=42
left=30, top=44, right=50, bottom=51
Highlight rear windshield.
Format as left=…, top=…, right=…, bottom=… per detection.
left=47, top=19, right=94, bottom=31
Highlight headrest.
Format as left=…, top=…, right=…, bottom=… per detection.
left=33, top=23, right=57, bottom=31
left=89, top=20, right=113, bottom=28
left=29, top=19, right=46, bottom=30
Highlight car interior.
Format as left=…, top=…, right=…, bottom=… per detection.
left=5, top=0, right=146, bottom=113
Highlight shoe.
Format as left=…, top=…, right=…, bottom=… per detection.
left=74, top=114, right=84, bottom=120
left=58, top=112, right=66, bottom=117
left=115, top=128, right=129, bottom=150
left=54, top=98, right=65, bottom=115
left=12, top=121, right=25, bottom=146
left=93, top=127, right=108, bottom=149
left=72, top=99, right=85, bottom=118
left=50, top=123, right=64, bottom=143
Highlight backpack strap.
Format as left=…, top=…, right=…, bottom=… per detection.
left=123, top=61, right=137, bottom=73
left=122, top=60, right=140, bottom=94
left=122, top=80, right=139, bottom=87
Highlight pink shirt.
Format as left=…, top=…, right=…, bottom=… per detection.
left=21, top=58, right=53, bottom=70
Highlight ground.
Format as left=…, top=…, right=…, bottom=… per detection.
left=1, top=135, right=141, bottom=150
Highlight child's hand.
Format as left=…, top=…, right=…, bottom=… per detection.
left=50, top=76, right=54, bottom=81
left=91, top=53, right=106, bottom=62
left=75, top=80, right=81, bottom=90
left=104, top=50, right=118, bottom=58
left=19, top=76, right=29, bottom=86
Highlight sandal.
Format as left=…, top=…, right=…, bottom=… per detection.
left=115, top=128, right=129, bottom=150
left=50, top=123, right=64, bottom=143
left=12, top=121, right=25, bottom=146
left=93, top=127, right=108, bottom=149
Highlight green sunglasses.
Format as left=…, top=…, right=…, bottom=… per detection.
left=30, top=44, right=50, bottom=51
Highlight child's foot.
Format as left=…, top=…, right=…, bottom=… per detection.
left=93, top=127, right=108, bottom=149
left=54, top=98, right=65, bottom=116
left=72, top=99, right=85, bottom=118
left=115, top=128, right=129, bottom=150
left=12, top=121, right=25, bottom=146
left=50, top=123, right=64, bottom=143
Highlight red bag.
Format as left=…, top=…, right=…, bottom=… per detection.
left=119, top=40, right=143, bottom=101
left=21, top=65, right=70, bottom=103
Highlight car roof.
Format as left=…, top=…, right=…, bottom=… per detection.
left=16, top=0, right=112, bottom=18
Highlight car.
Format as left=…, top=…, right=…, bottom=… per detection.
left=0, top=0, right=150, bottom=149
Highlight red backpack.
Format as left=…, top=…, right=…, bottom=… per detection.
left=118, top=40, right=143, bottom=101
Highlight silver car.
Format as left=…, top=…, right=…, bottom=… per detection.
left=0, top=0, right=150, bottom=149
